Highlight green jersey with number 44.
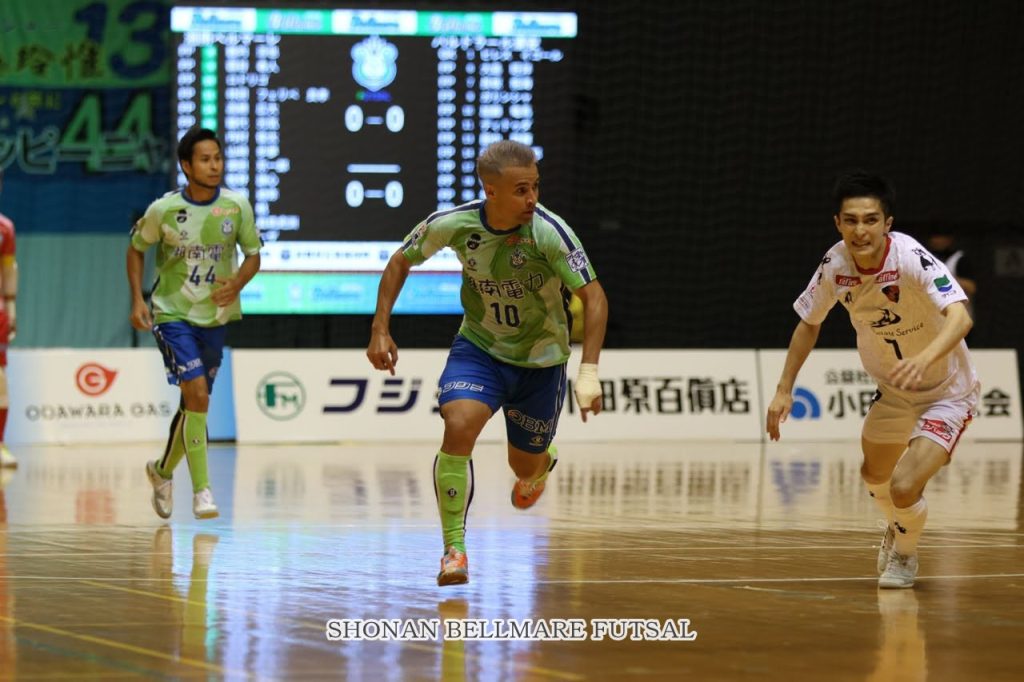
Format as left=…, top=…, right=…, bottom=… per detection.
left=402, top=200, right=597, bottom=368
left=130, top=188, right=262, bottom=327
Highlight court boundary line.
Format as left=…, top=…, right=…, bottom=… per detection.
left=535, top=572, right=1024, bottom=585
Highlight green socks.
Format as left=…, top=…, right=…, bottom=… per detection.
left=156, top=409, right=186, bottom=478
left=434, top=451, right=473, bottom=552
left=183, top=410, right=210, bottom=492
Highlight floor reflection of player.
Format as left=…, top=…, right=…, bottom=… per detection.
left=151, top=526, right=219, bottom=666
left=437, top=599, right=468, bottom=682
left=0, top=485, right=14, bottom=673
left=867, top=590, right=926, bottom=682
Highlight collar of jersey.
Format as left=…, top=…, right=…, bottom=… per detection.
left=853, top=235, right=893, bottom=275
left=181, top=186, right=221, bottom=206
left=479, top=202, right=525, bottom=236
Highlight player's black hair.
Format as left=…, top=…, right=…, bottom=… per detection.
left=177, top=126, right=222, bottom=164
left=832, top=171, right=894, bottom=217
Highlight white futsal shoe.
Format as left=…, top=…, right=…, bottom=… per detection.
left=193, top=488, right=219, bottom=520
left=879, top=551, right=918, bottom=589
left=146, top=460, right=173, bottom=519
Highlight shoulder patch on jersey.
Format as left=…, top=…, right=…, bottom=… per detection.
left=933, top=275, right=953, bottom=293
left=565, top=248, right=590, bottom=274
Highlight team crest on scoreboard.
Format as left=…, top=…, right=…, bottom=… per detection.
left=351, top=36, right=398, bottom=92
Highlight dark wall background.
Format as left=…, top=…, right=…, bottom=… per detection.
left=230, top=1, right=1024, bottom=364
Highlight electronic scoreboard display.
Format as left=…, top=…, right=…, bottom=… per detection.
left=170, top=6, right=577, bottom=314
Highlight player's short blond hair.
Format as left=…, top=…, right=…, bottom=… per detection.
left=476, top=140, right=536, bottom=183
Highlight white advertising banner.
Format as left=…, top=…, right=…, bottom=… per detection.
left=7, top=349, right=183, bottom=444
left=758, top=348, right=1022, bottom=441
left=232, top=349, right=764, bottom=444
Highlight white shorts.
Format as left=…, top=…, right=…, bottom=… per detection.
left=862, top=381, right=980, bottom=455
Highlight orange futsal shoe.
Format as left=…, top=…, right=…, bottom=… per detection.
left=511, top=446, right=558, bottom=510
left=437, top=546, right=469, bottom=586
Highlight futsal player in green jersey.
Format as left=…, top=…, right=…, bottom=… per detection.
left=367, top=140, right=609, bottom=585
left=127, top=127, right=262, bottom=520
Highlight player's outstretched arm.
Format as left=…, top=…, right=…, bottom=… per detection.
left=767, top=319, right=821, bottom=441
left=367, top=250, right=413, bottom=375
left=573, top=280, right=608, bottom=422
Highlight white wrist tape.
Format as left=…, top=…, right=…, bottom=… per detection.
left=574, top=363, right=601, bottom=408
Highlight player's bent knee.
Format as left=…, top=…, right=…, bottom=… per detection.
left=860, top=459, right=891, bottom=485
left=889, top=476, right=921, bottom=509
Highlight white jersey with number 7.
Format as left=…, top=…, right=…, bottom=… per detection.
left=793, top=231, right=976, bottom=399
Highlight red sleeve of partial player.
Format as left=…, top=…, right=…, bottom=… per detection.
left=0, top=213, right=14, bottom=257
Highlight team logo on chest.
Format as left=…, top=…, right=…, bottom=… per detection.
left=466, top=233, right=481, bottom=250
left=870, top=308, right=902, bottom=328
left=509, top=247, right=527, bottom=269
left=882, top=285, right=900, bottom=303
left=176, top=208, right=190, bottom=224
left=221, top=219, right=234, bottom=235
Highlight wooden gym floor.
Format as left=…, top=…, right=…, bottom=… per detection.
left=0, top=439, right=1021, bottom=680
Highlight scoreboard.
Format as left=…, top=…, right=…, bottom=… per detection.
left=170, top=7, right=577, bottom=314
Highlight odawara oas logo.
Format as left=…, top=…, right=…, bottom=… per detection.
left=257, top=372, right=306, bottom=420
left=75, top=363, right=118, bottom=397
left=789, top=387, right=821, bottom=420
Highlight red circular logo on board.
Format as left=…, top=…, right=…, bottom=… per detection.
left=76, top=363, right=118, bottom=396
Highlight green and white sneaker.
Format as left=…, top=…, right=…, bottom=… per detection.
left=193, top=488, right=219, bottom=520
left=145, top=460, right=173, bottom=519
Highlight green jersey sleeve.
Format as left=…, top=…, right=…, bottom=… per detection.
left=130, top=194, right=173, bottom=251
left=236, top=195, right=262, bottom=256
left=534, top=206, right=597, bottom=290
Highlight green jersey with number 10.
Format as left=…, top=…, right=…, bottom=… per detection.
left=402, top=200, right=597, bottom=368
left=131, top=188, right=262, bottom=327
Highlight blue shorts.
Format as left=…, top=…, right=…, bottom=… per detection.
left=437, top=335, right=567, bottom=453
left=152, top=321, right=227, bottom=392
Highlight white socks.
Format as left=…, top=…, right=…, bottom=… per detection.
left=866, top=479, right=895, bottom=527
left=893, top=498, right=928, bottom=556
